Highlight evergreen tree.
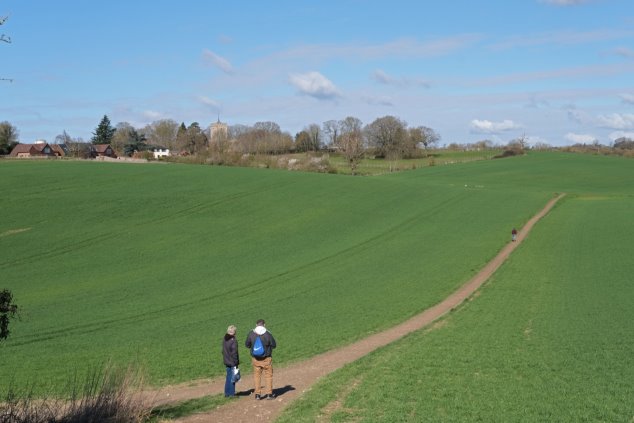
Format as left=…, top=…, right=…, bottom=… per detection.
left=91, top=115, right=116, bottom=145
left=176, top=122, right=188, bottom=152
left=0, top=289, right=18, bottom=342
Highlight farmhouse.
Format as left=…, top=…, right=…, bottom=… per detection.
left=152, top=147, right=170, bottom=159
left=9, top=142, right=57, bottom=158
left=50, top=144, right=66, bottom=157
left=92, top=144, right=117, bottom=158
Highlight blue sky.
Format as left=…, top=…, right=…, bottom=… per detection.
left=2, top=0, right=634, bottom=146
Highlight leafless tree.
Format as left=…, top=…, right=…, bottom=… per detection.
left=339, top=128, right=365, bottom=175
left=1, top=15, right=13, bottom=82
left=0, top=15, right=10, bottom=44
left=322, top=120, right=339, bottom=147
left=306, top=123, right=321, bottom=151
left=365, top=116, right=407, bottom=169
left=143, top=119, right=179, bottom=150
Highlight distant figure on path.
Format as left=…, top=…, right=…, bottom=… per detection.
left=222, top=325, right=239, bottom=397
left=245, top=319, right=277, bottom=400
left=512, top=228, right=518, bottom=242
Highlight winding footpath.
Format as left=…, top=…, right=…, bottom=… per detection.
left=148, top=193, right=565, bottom=423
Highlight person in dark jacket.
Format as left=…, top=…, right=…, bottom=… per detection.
left=512, top=228, right=518, bottom=242
left=222, top=325, right=239, bottom=397
left=245, top=319, right=277, bottom=400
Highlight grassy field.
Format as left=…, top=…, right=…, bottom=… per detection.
left=1, top=152, right=630, bottom=402
left=278, top=160, right=634, bottom=421
left=327, top=149, right=501, bottom=175
left=0, top=157, right=549, bottom=394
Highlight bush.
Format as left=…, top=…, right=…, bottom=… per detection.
left=0, top=364, right=150, bottom=423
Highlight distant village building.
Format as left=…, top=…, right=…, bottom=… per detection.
left=51, top=144, right=66, bottom=157
left=9, top=142, right=57, bottom=158
left=209, top=118, right=228, bottom=143
left=152, top=147, right=170, bottom=159
left=92, top=144, right=117, bottom=158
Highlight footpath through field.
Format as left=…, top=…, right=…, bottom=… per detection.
left=148, top=193, right=565, bottom=423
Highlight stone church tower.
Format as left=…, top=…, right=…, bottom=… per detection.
left=209, top=117, right=228, bottom=142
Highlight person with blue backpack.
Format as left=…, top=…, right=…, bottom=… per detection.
left=245, top=319, right=277, bottom=400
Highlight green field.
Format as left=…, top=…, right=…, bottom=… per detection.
left=0, top=153, right=631, bottom=408
left=279, top=159, right=634, bottom=421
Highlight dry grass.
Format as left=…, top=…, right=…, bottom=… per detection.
left=1, top=364, right=151, bottom=423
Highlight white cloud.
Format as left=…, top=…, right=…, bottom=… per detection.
left=565, top=132, right=597, bottom=143
left=620, top=93, right=634, bottom=105
left=597, top=113, right=634, bottom=129
left=609, top=131, right=634, bottom=141
left=372, top=69, right=430, bottom=88
left=470, top=119, right=522, bottom=134
left=202, top=49, right=234, bottom=74
left=289, top=71, right=341, bottom=100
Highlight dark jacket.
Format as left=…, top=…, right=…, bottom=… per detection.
left=245, top=328, right=276, bottom=359
left=222, top=334, right=239, bottom=367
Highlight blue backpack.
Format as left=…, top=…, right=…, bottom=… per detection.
left=251, top=335, right=265, bottom=357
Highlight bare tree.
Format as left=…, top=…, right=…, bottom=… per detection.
left=339, top=128, right=365, bottom=175
left=112, top=122, right=135, bottom=154
left=306, top=123, right=321, bottom=151
left=1, top=15, right=13, bottom=82
left=365, top=116, right=407, bottom=170
left=0, top=15, right=10, bottom=44
left=143, top=119, right=179, bottom=150
left=322, top=120, right=339, bottom=148
left=339, top=116, right=362, bottom=135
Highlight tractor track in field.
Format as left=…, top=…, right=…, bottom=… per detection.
left=146, top=193, right=565, bottom=423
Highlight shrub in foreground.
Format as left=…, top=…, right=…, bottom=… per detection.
left=1, top=364, right=150, bottom=423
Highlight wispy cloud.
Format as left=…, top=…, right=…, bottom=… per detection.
left=142, top=110, right=163, bottom=120
left=492, top=29, right=634, bottom=50
left=565, top=132, right=597, bottom=143
left=198, top=96, right=221, bottom=112
left=202, top=49, right=234, bottom=74
left=372, top=69, right=430, bottom=88
left=525, top=95, right=550, bottom=108
left=362, top=95, right=394, bottom=107
left=289, top=71, right=341, bottom=100
left=597, top=113, right=634, bottom=129
left=539, top=0, right=591, bottom=6
left=620, top=93, right=634, bottom=105
left=470, top=119, right=522, bottom=134
left=462, top=63, right=634, bottom=88
left=613, top=47, right=634, bottom=58
left=275, top=35, right=481, bottom=63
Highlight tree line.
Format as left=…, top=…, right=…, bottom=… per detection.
left=2, top=114, right=443, bottom=174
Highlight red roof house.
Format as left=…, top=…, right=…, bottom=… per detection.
left=9, top=143, right=57, bottom=158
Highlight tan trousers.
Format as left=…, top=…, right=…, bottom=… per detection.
left=251, top=356, right=273, bottom=396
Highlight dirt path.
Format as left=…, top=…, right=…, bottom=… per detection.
left=148, top=193, right=565, bottom=423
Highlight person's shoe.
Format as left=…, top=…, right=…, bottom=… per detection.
left=255, top=394, right=262, bottom=400
left=266, top=393, right=277, bottom=400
